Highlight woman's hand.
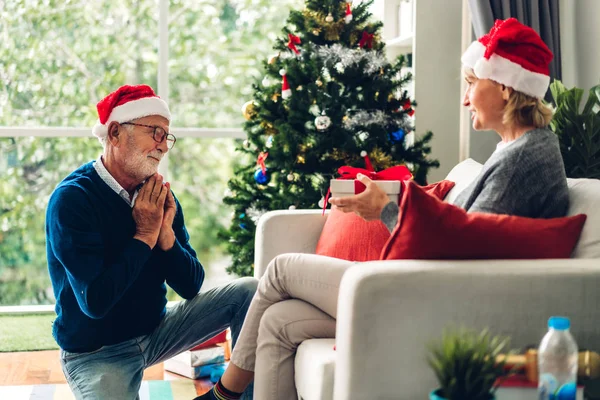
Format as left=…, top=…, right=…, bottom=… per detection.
left=328, top=173, right=391, bottom=221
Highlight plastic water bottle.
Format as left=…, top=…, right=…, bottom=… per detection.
left=538, top=316, right=578, bottom=400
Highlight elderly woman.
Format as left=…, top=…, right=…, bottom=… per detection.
left=195, top=18, right=568, bottom=400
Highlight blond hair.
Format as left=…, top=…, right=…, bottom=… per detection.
left=463, top=67, right=553, bottom=129
left=503, top=90, right=553, bottom=128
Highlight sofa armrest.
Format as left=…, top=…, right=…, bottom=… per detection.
left=254, top=210, right=328, bottom=279
left=333, top=259, right=600, bottom=400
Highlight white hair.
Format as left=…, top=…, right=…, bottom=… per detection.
left=101, top=122, right=135, bottom=149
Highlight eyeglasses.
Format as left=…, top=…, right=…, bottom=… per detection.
left=121, top=122, right=177, bottom=149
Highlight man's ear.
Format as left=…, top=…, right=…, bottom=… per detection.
left=107, top=122, right=120, bottom=146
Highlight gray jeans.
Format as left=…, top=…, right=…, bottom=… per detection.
left=230, top=253, right=355, bottom=400
left=59, top=277, right=258, bottom=400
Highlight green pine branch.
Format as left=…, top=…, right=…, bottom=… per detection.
left=220, top=0, right=439, bottom=276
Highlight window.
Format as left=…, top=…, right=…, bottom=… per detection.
left=0, top=0, right=302, bottom=305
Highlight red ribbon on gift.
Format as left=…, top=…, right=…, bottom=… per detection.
left=257, top=152, right=268, bottom=174
left=358, top=31, right=374, bottom=49
left=321, top=158, right=413, bottom=215
left=287, top=33, right=301, bottom=54
left=337, top=165, right=412, bottom=193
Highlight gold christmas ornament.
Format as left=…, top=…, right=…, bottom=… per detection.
left=325, top=13, right=334, bottom=22
left=272, top=93, right=280, bottom=102
left=316, top=79, right=323, bottom=87
left=268, top=53, right=279, bottom=65
left=241, top=100, right=258, bottom=120
left=312, top=28, right=321, bottom=35
left=296, top=85, right=303, bottom=91
left=296, top=155, right=306, bottom=164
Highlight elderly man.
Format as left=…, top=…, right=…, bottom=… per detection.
left=45, top=84, right=257, bottom=400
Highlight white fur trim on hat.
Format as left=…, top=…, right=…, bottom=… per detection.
left=461, top=41, right=550, bottom=99
left=92, top=96, right=171, bottom=140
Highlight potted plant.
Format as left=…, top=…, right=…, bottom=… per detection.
left=427, top=327, right=510, bottom=400
left=549, top=80, right=600, bottom=179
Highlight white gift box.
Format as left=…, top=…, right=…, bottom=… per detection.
left=330, top=179, right=402, bottom=204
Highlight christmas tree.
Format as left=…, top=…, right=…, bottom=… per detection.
left=221, top=0, right=439, bottom=276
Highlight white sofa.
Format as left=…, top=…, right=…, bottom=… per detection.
left=253, top=158, right=600, bottom=400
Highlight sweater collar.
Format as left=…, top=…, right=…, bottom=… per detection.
left=93, top=155, right=139, bottom=207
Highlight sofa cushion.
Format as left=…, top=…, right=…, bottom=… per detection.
left=567, top=178, right=600, bottom=258
left=315, top=208, right=391, bottom=262
left=316, top=181, right=455, bottom=262
left=380, top=181, right=587, bottom=260
left=443, top=160, right=600, bottom=259
left=295, top=339, right=336, bottom=400
left=444, top=158, right=483, bottom=204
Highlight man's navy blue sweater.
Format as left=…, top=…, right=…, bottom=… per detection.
left=45, top=162, right=204, bottom=352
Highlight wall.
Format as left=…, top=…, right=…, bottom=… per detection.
left=572, top=0, right=600, bottom=91
left=468, top=0, right=600, bottom=164
left=413, top=0, right=463, bottom=181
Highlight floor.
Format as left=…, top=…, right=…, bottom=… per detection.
left=0, top=350, right=213, bottom=396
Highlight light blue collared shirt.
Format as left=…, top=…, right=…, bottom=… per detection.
left=93, top=155, right=139, bottom=207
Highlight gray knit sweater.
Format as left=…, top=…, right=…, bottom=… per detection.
left=380, top=128, right=569, bottom=232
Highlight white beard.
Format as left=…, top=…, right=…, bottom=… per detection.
left=124, top=134, right=162, bottom=180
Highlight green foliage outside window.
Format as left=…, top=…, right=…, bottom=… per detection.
left=0, top=0, right=302, bottom=305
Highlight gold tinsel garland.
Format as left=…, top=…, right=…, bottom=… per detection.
left=303, top=9, right=345, bottom=41
left=369, top=147, right=394, bottom=170
left=303, top=8, right=380, bottom=46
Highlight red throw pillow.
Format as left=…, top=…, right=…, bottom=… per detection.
left=316, top=180, right=456, bottom=261
left=380, top=181, right=587, bottom=260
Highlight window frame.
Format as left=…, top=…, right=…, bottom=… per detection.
left=0, top=0, right=244, bottom=313
left=0, top=0, right=245, bottom=141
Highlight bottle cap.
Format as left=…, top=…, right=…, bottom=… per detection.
left=548, top=316, right=570, bottom=330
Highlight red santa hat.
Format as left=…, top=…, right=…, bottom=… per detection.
left=92, top=84, right=171, bottom=140
left=461, top=18, right=553, bottom=99
left=280, top=69, right=292, bottom=99
left=345, top=3, right=353, bottom=24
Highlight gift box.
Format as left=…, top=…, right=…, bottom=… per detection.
left=330, top=179, right=402, bottom=204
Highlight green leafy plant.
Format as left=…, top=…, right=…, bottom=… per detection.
left=427, top=327, right=510, bottom=400
left=550, top=80, right=600, bottom=179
